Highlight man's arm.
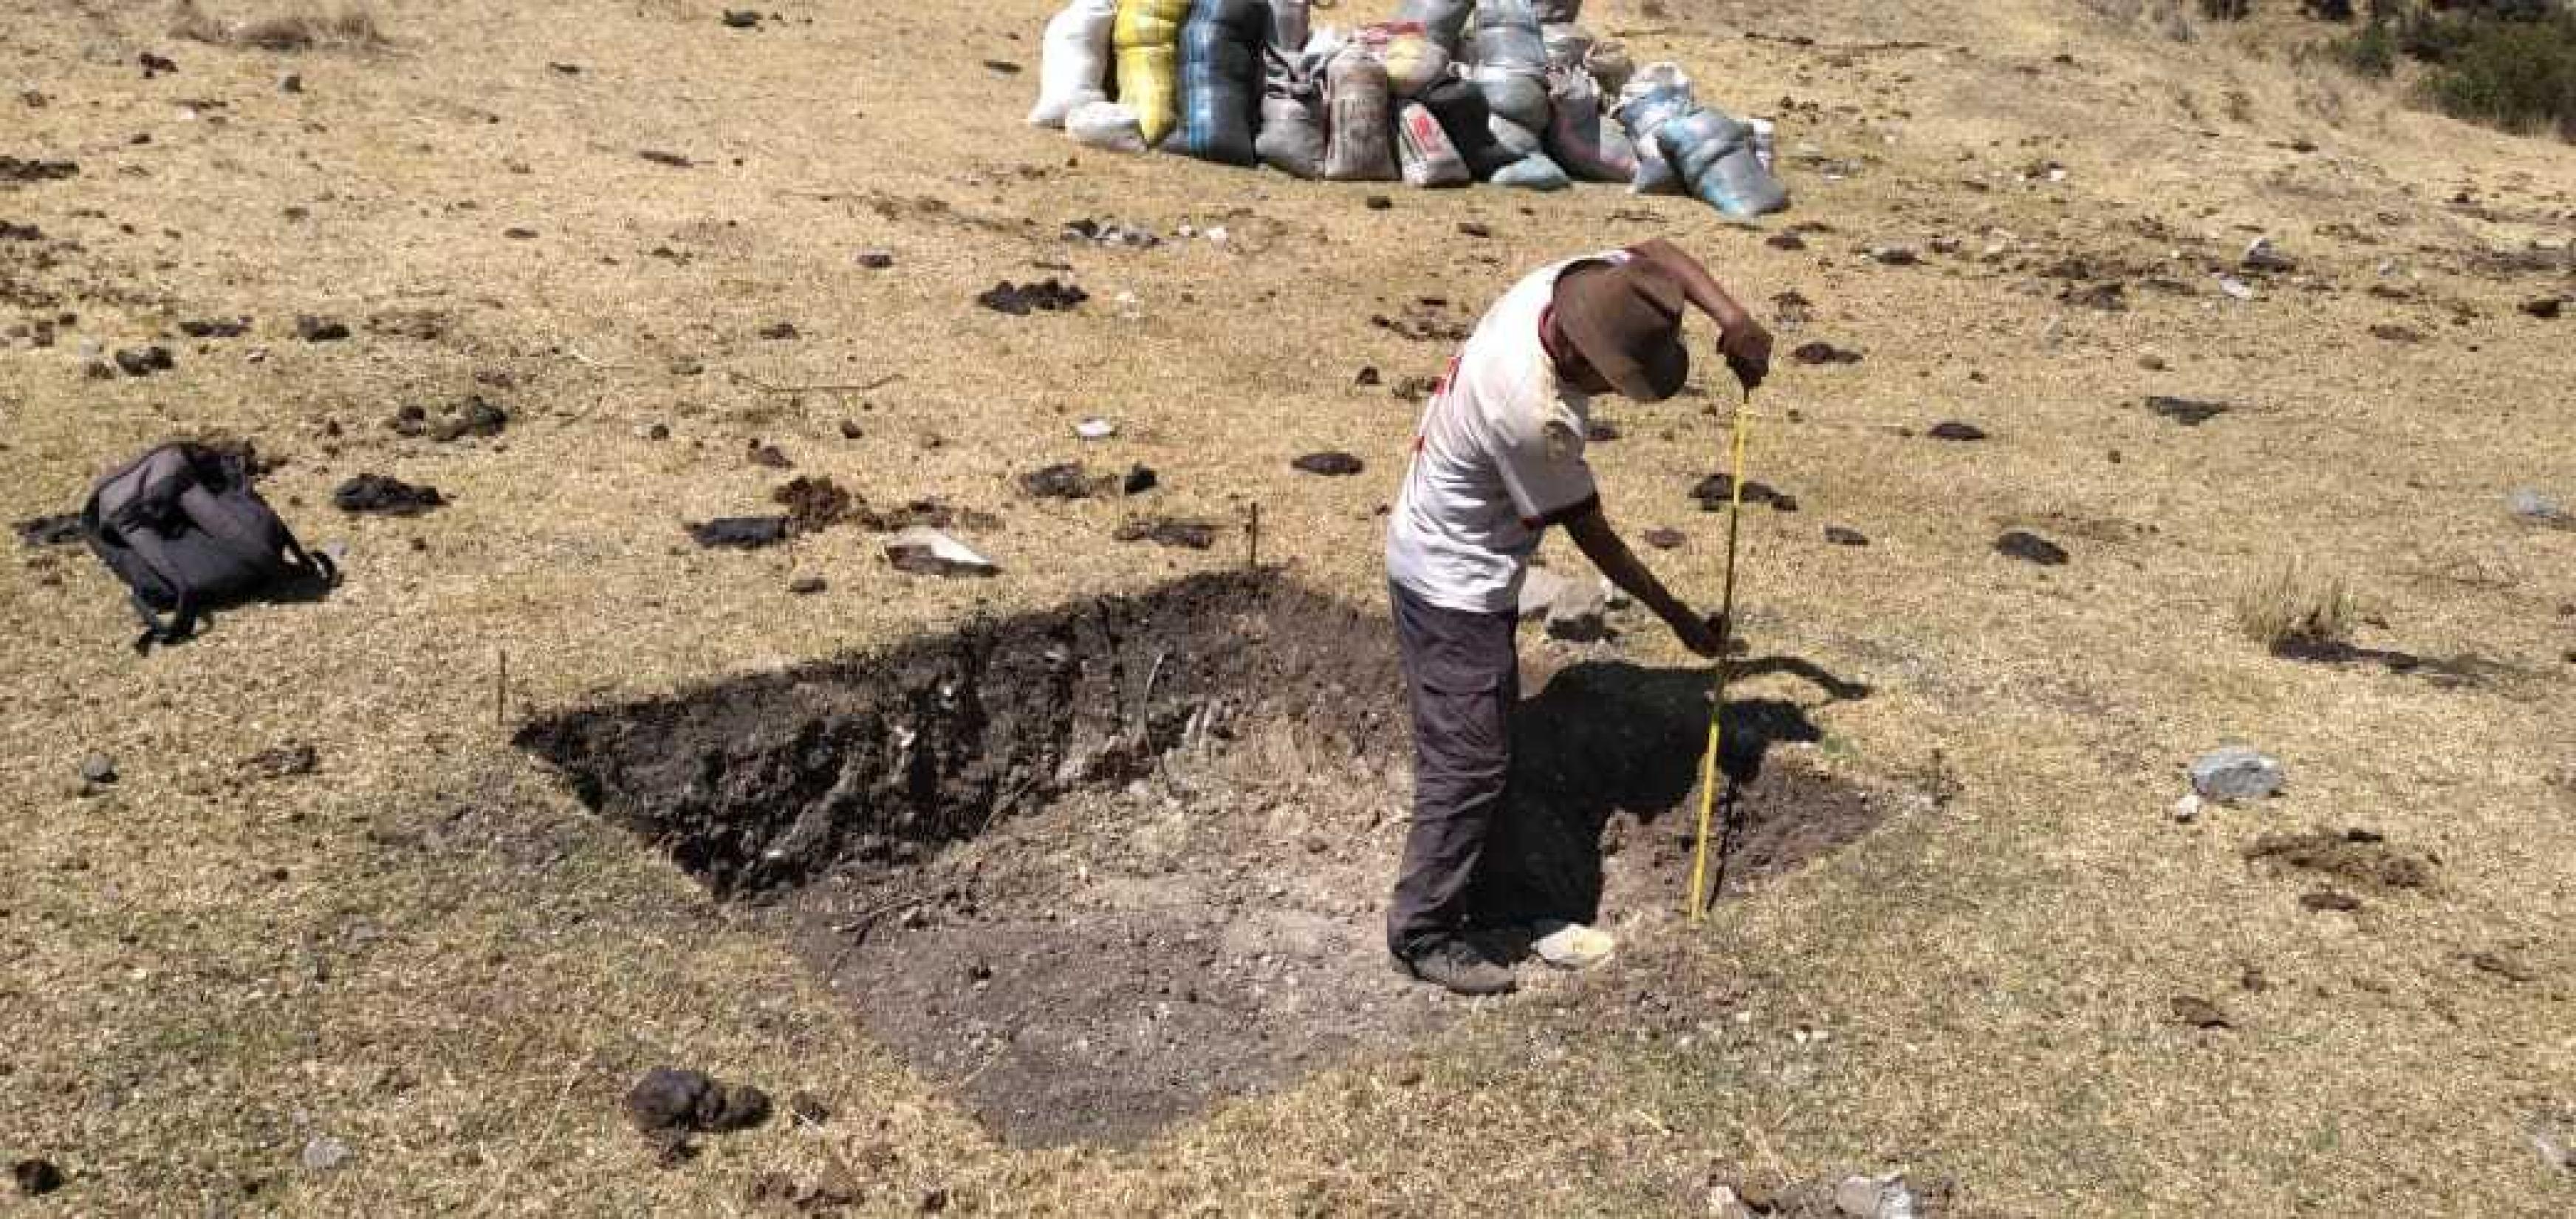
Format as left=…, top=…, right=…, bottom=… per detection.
left=1628, top=238, right=1773, bottom=389
left=1561, top=502, right=1724, bottom=657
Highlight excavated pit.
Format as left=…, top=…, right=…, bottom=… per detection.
left=518, top=571, right=1900, bottom=1147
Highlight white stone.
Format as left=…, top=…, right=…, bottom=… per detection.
left=884, top=527, right=997, bottom=577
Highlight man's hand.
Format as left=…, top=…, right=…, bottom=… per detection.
left=1669, top=610, right=1728, bottom=658
left=1718, top=319, right=1773, bottom=392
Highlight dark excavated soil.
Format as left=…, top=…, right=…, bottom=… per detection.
left=518, top=573, right=1903, bottom=1148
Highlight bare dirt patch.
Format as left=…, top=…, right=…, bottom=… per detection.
left=2243, top=827, right=2439, bottom=895
left=518, top=573, right=1899, bottom=1147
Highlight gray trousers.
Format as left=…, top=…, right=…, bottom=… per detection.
left=1386, top=581, right=1522, bottom=958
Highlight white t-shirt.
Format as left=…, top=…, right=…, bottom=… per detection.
left=1386, top=252, right=1622, bottom=614
left=1391, top=250, right=1628, bottom=608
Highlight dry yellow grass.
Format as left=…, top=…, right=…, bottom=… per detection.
left=1, top=0, right=2572, bottom=1214
left=2233, top=557, right=2354, bottom=652
left=169, top=0, right=386, bottom=52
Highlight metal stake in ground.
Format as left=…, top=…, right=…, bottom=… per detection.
left=1687, top=391, right=1756, bottom=926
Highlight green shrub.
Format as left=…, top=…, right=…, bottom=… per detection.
left=2422, top=11, right=2576, bottom=137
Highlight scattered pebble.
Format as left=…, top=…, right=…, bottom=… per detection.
left=1022, top=462, right=1117, bottom=500
left=2508, top=488, right=2571, bottom=528
left=885, top=527, right=998, bottom=578
left=2301, top=889, right=2361, bottom=912
left=1075, top=417, right=1117, bottom=440
left=1993, top=530, right=2067, bottom=565
left=1457, top=221, right=1491, bottom=238
left=688, top=516, right=789, bottom=550
left=2189, top=745, right=2285, bottom=803
left=624, top=1067, right=773, bottom=1135
left=1121, top=464, right=1157, bottom=495
left=1789, top=341, right=1863, bottom=366
left=78, top=753, right=116, bottom=785
left=2171, top=792, right=2203, bottom=824
left=1642, top=527, right=1685, bottom=550
left=721, top=10, right=761, bottom=29
left=788, top=1092, right=832, bottom=1127
left=977, top=279, right=1088, bottom=315
left=1823, top=526, right=1869, bottom=547
left=856, top=250, right=895, bottom=269
left=638, top=149, right=693, bottom=168
left=788, top=576, right=827, bottom=595
left=1764, top=232, right=1805, bottom=251
left=299, top=1136, right=349, bottom=1172
left=2241, top=236, right=2296, bottom=273
left=112, top=345, right=173, bottom=377
left=2216, top=275, right=2255, bottom=301
left=1363, top=195, right=1392, bottom=211
left=333, top=474, right=445, bottom=516
left=243, top=742, right=319, bottom=779
left=1925, top=421, right=1985, bottom=442
left=2145, top=395, right=2229, bottom=426
left=388, top=396, right=507, bottom=443
left=1292, top=451, right=1366, bottom=477
left=2521, top=296, right=2564, bottom=320
left=1114, top=517, right=1217, bottom=549
left=1690, top=474, right=1797, bottom=513
left=295, top=315, right=350, bottom=342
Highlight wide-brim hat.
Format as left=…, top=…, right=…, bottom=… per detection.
left=1553, top=259, right=1690, bottom=403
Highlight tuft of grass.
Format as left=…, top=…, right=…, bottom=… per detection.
left=169, top=0, right=386, bottom=51
left=2234, top=558, right=2357, bottom=653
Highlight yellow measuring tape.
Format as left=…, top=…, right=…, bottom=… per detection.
left=1686, top=395, right=1754, bottom=926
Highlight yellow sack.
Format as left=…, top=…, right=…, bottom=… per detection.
left=1113, top=0, right=1190, bottom=146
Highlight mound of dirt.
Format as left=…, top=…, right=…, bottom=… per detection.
left=2243, top=828, right=2436, bottom=893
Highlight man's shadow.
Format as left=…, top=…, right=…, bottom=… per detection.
left=1464, top=654, right=1871, bottom=932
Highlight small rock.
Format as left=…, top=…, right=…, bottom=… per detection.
left=1866, top=246, right=1920, bottom=267
left=2241, top=236, right=2296, bottom=273
left=335, top=474, right=445, bottom=516
left=1692, top=474, right=1797, bottom=513
left=295, top=315, right=350, bottom=342
left=1789, top=341, right=1863, bottom=366
left=2171, top=792, right=2202, bottom=823
left=1544, top=581, right=1609, bottom=643
left=976, top=279, right=1087, bottom=315
left=1832, top=1174, right=1886, bottom=1218
left=756, top=320, right=797, bottom=340
left=856, top=250, right=895, bottom=269
left=1292, top=451, right=1365, bottom=477
left=1925, top=420, right=1985, bottom=442
left=1364, top=194, right=1392, bottom=211
left=1764, top=232, right=1806, bottom=251
left=1993, top=530, right=2067, bottom=565
left=12, top=1158, right=64, bottom=1197
left=885, top=527, right=998, bottom=578
left=1457, top=221, right=1491, bottom=238
left=2145, top=395, right=2229, bottom=426
left=624, top=1068, right=771, bottom=1135
left=2301, top=889, right=2361, bottom=912
left=2368, top=324, right=2425, bottom=344
left=789, top=1092, right=832, bottom=1127
left=299, top=1136, right=349, bottom=1172
left=1642, top=527, right=1685, bottom=550
left=2171, top=994, right=2231, bottom=1029
left=1075, top=417, right=1117, bottom=440
left=1823, top=525, right=1869, bottom=547
left=1708, top=1184, right=1755, bottom=1219
left=1113, top=517, right=1216, bottom=549
left=2508, top=488, right=2570, bottom=527
left=688, top=517, right=789, bottom=550
left=721, top=9, right=761, bottom=28
left=788, top=576, right=826, bottom=595
left=2521, top=296, right=2563, bottom=320
left=2189, top=745, right=2284, bottom=802
left=747, top=442, right=792, bottom=469
left=1122, top=465, right=1157, bottom=495
left=78, top=753, right=116, bottom=784
left=2139, top=352, right=2168, bottom=371
left=112, top=345, right=174, bottom=377
left=838, top=419, right=864, bottom=440
left=1354, top=366, right=1382, bottom=387
left=1517, top=567, right=1572, bottom=621
left=2216, top=275, right=2255, bottom=301
left=2533, top=1125, right=2573, bottom=1172
left=278, top=72, right=303, bottom=94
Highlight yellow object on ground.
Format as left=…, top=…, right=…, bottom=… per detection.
left=1113, top=0, right=1189, bottom=146
left=1687, top=400, right=1753, bottom=926
left=1530, top=920, right=1617, bottom=969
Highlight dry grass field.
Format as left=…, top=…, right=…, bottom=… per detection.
left=3, top=0, right=2572, bottom=1214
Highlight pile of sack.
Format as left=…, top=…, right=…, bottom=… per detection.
left=1025, top=0, right=1788, bottom=216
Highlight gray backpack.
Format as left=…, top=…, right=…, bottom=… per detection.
left=81, top=443, right=335, bottom=651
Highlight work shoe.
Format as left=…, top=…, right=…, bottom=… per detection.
left=1529, top=920, right=1617, bottom=969
left=1394, top=937, right=1518, bottom=997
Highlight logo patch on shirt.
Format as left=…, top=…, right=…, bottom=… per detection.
left=1542, top=419, right=1581, bottom=462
